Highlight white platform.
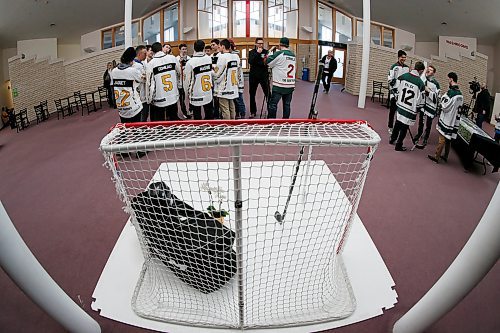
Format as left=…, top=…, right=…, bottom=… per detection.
left=92, top=161, right=398, bottom=332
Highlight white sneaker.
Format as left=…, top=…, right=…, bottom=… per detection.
left=388, top=128, right=393, bottom=134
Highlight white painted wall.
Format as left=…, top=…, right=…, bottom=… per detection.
left=17, top=38, right=57, bottom=60
left=394, top=28, right=415, bottom=53
left=180, top=0, right=197, bottom=41
left=81, top=30, right=102, bottom=55
left=493, top=40, right=500, bottom=94
left=57, top=44, right=81, bottom=61
left=415, top=42, right=439, bottom=59
left=298, top=0, right=316, bottom=40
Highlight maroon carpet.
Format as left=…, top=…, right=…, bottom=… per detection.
left=0, top=81, right=498, bottom=333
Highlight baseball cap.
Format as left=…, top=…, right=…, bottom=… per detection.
left=279, top=37, right=289, bottom=47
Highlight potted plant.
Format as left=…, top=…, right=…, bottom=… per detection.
left=201, top=182, right=229, bottom=224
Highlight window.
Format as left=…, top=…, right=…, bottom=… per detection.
left=164, top=4, right=179, bottom=42
left=335, top=11, right=352, bottom=43
left=318, top=4, right=332, bottom=41
left=268, top=0, right=298, bottom=39
left=383, top=28, right=394, bottom=48
left=198, top=0, right=228, bottom=39
left=114, top=26, right=125, bottom=47
left=103, top=29, right=113, bottom=49
left=233, top=1, right=263, bottom=38
left=143, top=11, right=160, bottom=45
left=370, top=24, right=381, bottom=45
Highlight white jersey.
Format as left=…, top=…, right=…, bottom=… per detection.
left=176, top=54, right=191, bottom=88
left=388, top=62, right=410, bottom=95
left=132, top=59, right=147, bottom=103
left=266, top=49, right=296, bottom=90
left=231, top=50, right=245, bottom=93
left=213, top=52, right=240, bottom=99
left=395, top=70, right=425, bottom=126
left=110, top=64, right=143, bottom=119
left=146, top=51, right=181, bottom=107
left=418, top=76, right=441, bottom=118
left=184, top=52, right=214, bottom=106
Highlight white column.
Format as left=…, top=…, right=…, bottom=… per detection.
left=124, top=0, right=133, bottom=48
left=393, top=182, right=500, bottom=333
left=0, top=202, right=101, bottom=333
left=357, top=0, right=371, bottom=109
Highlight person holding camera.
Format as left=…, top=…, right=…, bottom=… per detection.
left=389, top=61, right=426, bottom=151
left=428, top=72, right=463, bottom=164
left=474, top=83, right=490, bottom=129
left=265, top=37, right=296, bottom=119
left=248, top=38, right=269, bottom=119
left=387, top=50, right=410, bottom=133
left=413, top=65, right=440, bottom=148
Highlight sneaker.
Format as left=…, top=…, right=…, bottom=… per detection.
left=323, top=89, right=326, bottom=93
left=395, top=146, right=407, bottom=151
left=428, top=155, right=439, bottom=164
left=249, top=114, right=255, bottom=119
left=389, top=140, right=395, bottom=145
left=136, top=151, right=147, bottom=158
left=388, top=128, right=393, bottom=134
left=441, top=156, right=448, bottom=163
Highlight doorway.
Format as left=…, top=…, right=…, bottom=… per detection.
left=318, top=45, right=346, bottom=85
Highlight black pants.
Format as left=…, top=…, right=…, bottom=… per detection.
left=321, top=73, right=332, bottom=92
left=106, top=85, right=115, bottom=108
left=179, top=88, right=188, bottom=116
left=390, top=120, right=409, bottom=149
left=388, top=98, right=397, bottom=128
left=415, top=111, right=434, bottom=143
left=141, top=103, right=150, bottom=122
left=249, top=74, right=269, bottom=116
left=190, top=102, right=214, bottom=120
left=150, top=104, right=180, bottom=122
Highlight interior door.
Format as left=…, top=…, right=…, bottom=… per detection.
left=331, top=48, right=346, bottom=84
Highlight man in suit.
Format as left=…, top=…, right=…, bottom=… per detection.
left=319, top=50, right=338, bottom=94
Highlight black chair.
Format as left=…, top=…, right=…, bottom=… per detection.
left=76, top=91, right=97, bottom=115
left=97, top=86, right=108, bottom=109
left=40, top=100, right=49, bottom=120
left=54, top=98, right=72, bottom=119
left=15, top=108, right=30, bottom=132
left=371, top=81, right=385, bottom=104
left=34, top=104, right=44, bottom=124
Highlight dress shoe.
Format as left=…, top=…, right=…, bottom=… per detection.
left=428, top=155, right=439, bottom=163
left=395, top=146, right=407, bottom=151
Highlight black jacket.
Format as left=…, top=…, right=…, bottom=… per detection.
left=103, top=69, right=112, bottom=87
left=319, top=55, right=338, bottom=77
left=248, top=48, right=269, bottom=77
left=475, top=88, right=490, bottom=114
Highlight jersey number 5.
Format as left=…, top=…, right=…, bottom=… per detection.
left=201, top=75, right=212, bottom=92
left=161, top=74, right=173, bottom=92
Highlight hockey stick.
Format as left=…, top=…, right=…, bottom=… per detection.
left=274, top=63, right=324, bottom=223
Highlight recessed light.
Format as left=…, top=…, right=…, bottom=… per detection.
left=441, top=22, right=447, bottom=25
left=49, top=23, right=56, bottom=27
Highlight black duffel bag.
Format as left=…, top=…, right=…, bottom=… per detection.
left=131, top=182, right=237, bottom=294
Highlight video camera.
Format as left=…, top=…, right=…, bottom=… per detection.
left=469, top=76, right=480, bottom=95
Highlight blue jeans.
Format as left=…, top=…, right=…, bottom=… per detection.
left=267, top=90, right=293, bottom=119
left=234, top=92, right=246, bottom=118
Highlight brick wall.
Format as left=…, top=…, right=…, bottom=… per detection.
left=297, top=44, right=318, bottom=82
left=9, top=57, right=67, bottom=119
left=346, top=41, right=488, bottom=105
left=8, top=46, right=124, bottom=122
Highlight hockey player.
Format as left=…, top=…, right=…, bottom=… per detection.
left=146, top=42, right=182, bottom=121
left=389, top=61, right=426, bottom=151
left=210, top=39, right=221, bottom=118
left=111, top=47, right=143, bottom=123
left=388, top=50, right=410, bottom=133
left=414, top=65, right=440, bottom=148
left=428, top=72, right=463, bottom=164
left=162, top=43, right=172, bottom=55
left=132, top=45, right=149, bottom=122
left=229, top=39, right=246, bottom=119
left=265, top=37, right=296, bottom=119
left=184, top=40, right=214, bottom=120
left=213, top=39, right=240, bottom=120
left=177, top=43, right=191, bottom=118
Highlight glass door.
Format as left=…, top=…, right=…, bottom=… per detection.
left=318, top=46, right=346, bottom=85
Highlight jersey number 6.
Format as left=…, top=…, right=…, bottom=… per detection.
left=201, top=75, right=212, bottom=92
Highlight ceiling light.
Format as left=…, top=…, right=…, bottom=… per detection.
left=441, top=22, right=447, bottom=25
left=49, top=23, right=56, bottom=27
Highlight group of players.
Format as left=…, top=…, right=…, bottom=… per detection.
left=110, top=37, right=297, bottom=125
left=387, top=50, right=464, bottom=164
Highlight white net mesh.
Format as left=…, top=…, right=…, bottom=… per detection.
left=100, top=120, right=380, bottom=329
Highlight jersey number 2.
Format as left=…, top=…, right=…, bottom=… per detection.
left=287, top=64, right=295, bottom=78
left=114, top=89, right=130, bottom=108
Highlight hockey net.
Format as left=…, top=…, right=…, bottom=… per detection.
left=100, top=119, right=380, bottom=329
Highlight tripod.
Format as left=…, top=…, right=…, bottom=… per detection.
left=259, top=69, right=272, bottom=119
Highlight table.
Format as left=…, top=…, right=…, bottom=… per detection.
left=455, top=117, right=500, bottom=174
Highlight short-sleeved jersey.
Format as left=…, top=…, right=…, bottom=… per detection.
left=184, top=52, right=214, bottom=106
left=110, top=64, right=143, bottom=119
left=146, top=51, right=181, bottom=107
left=213, top=52, right=239, bottom=99
left=266, top=49, right=296, bottom=94
left=395, top=71, right=425, bottom=126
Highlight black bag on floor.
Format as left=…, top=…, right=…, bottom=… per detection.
left=131, top=182, right=237, bottom=294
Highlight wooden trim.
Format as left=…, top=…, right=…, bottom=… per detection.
left=160, top=8, right=164, bottom=44
left=332, top=5, right=336, bottom=43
